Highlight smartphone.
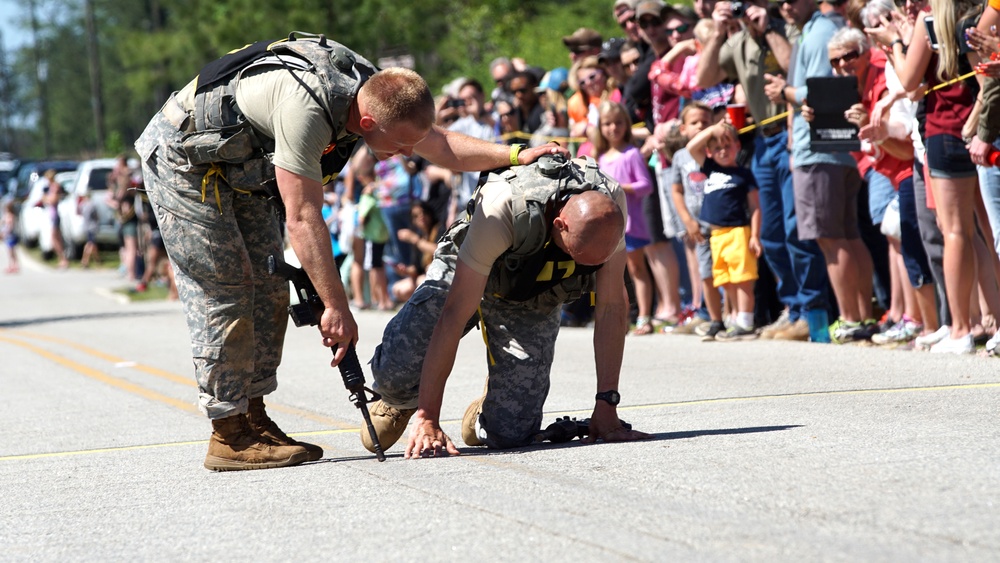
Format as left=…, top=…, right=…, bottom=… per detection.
left=924, top=15, right=940, bottom=52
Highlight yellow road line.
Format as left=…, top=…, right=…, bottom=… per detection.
left=1, top=329, right=353, bottom=428
left=2, top=380, right=996, bottom=462
left=0, top=334, right=198, bottom=414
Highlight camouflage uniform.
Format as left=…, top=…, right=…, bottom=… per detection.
left=371, top=159, right=620, bottom=449
left=133, top=35, right=372, bottom=419
left=135, top=109, right=288, bottom=419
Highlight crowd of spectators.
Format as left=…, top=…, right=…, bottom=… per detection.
left=334, top=0, right=1000, bottom=357
left=8, top=0, right=1000, bottom=357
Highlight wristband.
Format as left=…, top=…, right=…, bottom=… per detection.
left=510, top=143, right=525, bottom=166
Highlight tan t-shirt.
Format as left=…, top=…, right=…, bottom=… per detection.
left=175, top=67, right=339, bottom=184
left=459, top=172, right=628, bottom=276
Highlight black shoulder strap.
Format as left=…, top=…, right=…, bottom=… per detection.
left=195, top=40, right=274, bottom=93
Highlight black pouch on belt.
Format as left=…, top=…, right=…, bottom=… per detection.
left=180, top=123, right=255, bottom=165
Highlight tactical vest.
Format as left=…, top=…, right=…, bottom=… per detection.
left=182, top=32, right=377, bottom=194
left=443, top=155, right=619, bottom=303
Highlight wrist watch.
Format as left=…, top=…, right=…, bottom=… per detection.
left=595, top=390, right=621, bottom=406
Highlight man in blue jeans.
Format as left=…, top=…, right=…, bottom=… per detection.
left=697, top=0, right=828, bottom=340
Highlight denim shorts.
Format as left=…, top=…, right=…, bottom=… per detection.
left=865, top=169, right=896, bottom=225
left=625, top=234, right=650, bottom=253
left=925, top=134, right=978, bottom=179
left=896, top=176, right=933, bottom=287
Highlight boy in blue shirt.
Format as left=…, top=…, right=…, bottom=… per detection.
left=686, top=122, right=761, bottom=340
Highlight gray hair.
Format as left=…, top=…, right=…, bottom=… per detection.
left=859, top=0, right=897, bottom=28
left=829, top=27, right=869, bottom=54
left=489, top=57, right=512, bottom=74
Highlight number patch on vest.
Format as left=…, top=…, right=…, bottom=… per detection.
left=536, top=260, right=576, bottom=282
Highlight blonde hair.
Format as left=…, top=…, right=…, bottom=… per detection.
left=930, top=0, right=980, bottom=82
left=590, top=101, right=632, bottom=158
left=575, top=56, right=612, bottom=105
left=693, top=18, right=715, bottom=46
left=680, top=101, right=712, bottom=124
left=362, top=68, right=435, bottom=130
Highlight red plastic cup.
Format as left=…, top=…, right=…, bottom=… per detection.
left=726, top=104, right=747, bottom=130
left=989, top=147, right=1000, bottom=167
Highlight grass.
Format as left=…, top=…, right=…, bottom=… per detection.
left=23, top=244, right=120, bottom=271
left=23, top=244, right=173, bottom=303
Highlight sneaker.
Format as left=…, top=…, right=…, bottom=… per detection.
left=986, top=331, right=1000, bottom=355
left=831, top=319, right=865, bottom=344
left=360, top=400, right=416, bottom=453
left=715, top=325, right=757, bottom=341
left=758, top=310, right=792, bottom=340
left=871, top=318, right=922, bottom=345
left=915, top=325, right=950, bottom=349
left=773, top=319, right=810, bottom=341
left=672, top=316, right=707, bottom=335
left=700, top=320, right=726, bottom=341
left=695, top=320, right=717, bottom=337
left=461, top=395, right=486, bottom=447
left=930, top=333, right=974, bottom=355
left=875, top=312, right=896, bottom=334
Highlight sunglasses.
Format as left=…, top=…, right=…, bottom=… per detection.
left=666, top=23, right=691, bottom=35
left=579, top=72, right=604, bottom=85
left=829, top=50, right=861, bottom=66
left=512, top=87, right=532, bottom=95
left=638, top=17, right=663, bottom=29
left=776, top=0, right=798, bottom=6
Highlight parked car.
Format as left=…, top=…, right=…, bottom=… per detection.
left=57, top=158, right=119, bottom=256
left=18, top=170, right=77, bottom=249
left=11, top=160, right=78, bottom=204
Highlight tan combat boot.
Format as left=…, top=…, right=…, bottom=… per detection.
left=461, top=395, right=486, bottom=447
left=247, top=396, right=323, bottom=462
left=204, top=413, right=309, bottom=472
left=360, top=400, right=416, bottom=453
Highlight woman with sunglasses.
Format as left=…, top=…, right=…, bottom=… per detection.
left=568, top=56, right=615, bottom=156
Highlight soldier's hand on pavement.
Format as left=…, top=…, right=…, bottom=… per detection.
left=581, top=408, right=652, bottom=444
left=404, top=414, right=461, bottom=459
left=321, top=306, right=358, bottom=367
left=518, top=142, right=570, bottom=165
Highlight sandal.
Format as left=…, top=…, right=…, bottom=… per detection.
left=633, top=316, right=654, bottom=335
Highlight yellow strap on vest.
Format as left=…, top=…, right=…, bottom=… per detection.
left=478, top=305, right=496, bottom=367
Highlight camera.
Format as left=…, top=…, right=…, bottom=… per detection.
left=731, top=1, right=746, bottom=18
left=446, top=98, right=466, bottom=109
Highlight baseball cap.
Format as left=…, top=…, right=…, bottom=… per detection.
left=613, top=0, right=640, bottom=10
left=536, top=67, right=569, bottom=93
left=562, top=28, right=603, bottom=50
left=634, top=0, right=667, bottom=19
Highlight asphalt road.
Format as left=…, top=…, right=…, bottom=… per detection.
left=1, top=253, right=998, bottom=561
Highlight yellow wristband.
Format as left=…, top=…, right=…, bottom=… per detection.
left=510, top=144, right=524, bottom=167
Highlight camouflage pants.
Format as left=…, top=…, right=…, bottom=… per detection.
left=371, top=237, right=562, bottom=449
left=135, top=110, right=288, bottom=419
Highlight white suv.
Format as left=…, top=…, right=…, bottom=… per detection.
left=57, top=158, right=118, bottom=256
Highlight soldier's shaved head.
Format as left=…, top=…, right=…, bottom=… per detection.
left=552, top=190, right=624, bottom=265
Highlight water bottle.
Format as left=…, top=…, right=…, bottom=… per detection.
left=805, top=308, right=831, bottom=343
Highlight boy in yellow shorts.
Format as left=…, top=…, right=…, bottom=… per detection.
left=686, top=122, right=761, bottom=341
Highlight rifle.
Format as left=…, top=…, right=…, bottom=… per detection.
left=267, top=253, right=385, bottom=462
left=533, top=416, right=632, bottom=443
